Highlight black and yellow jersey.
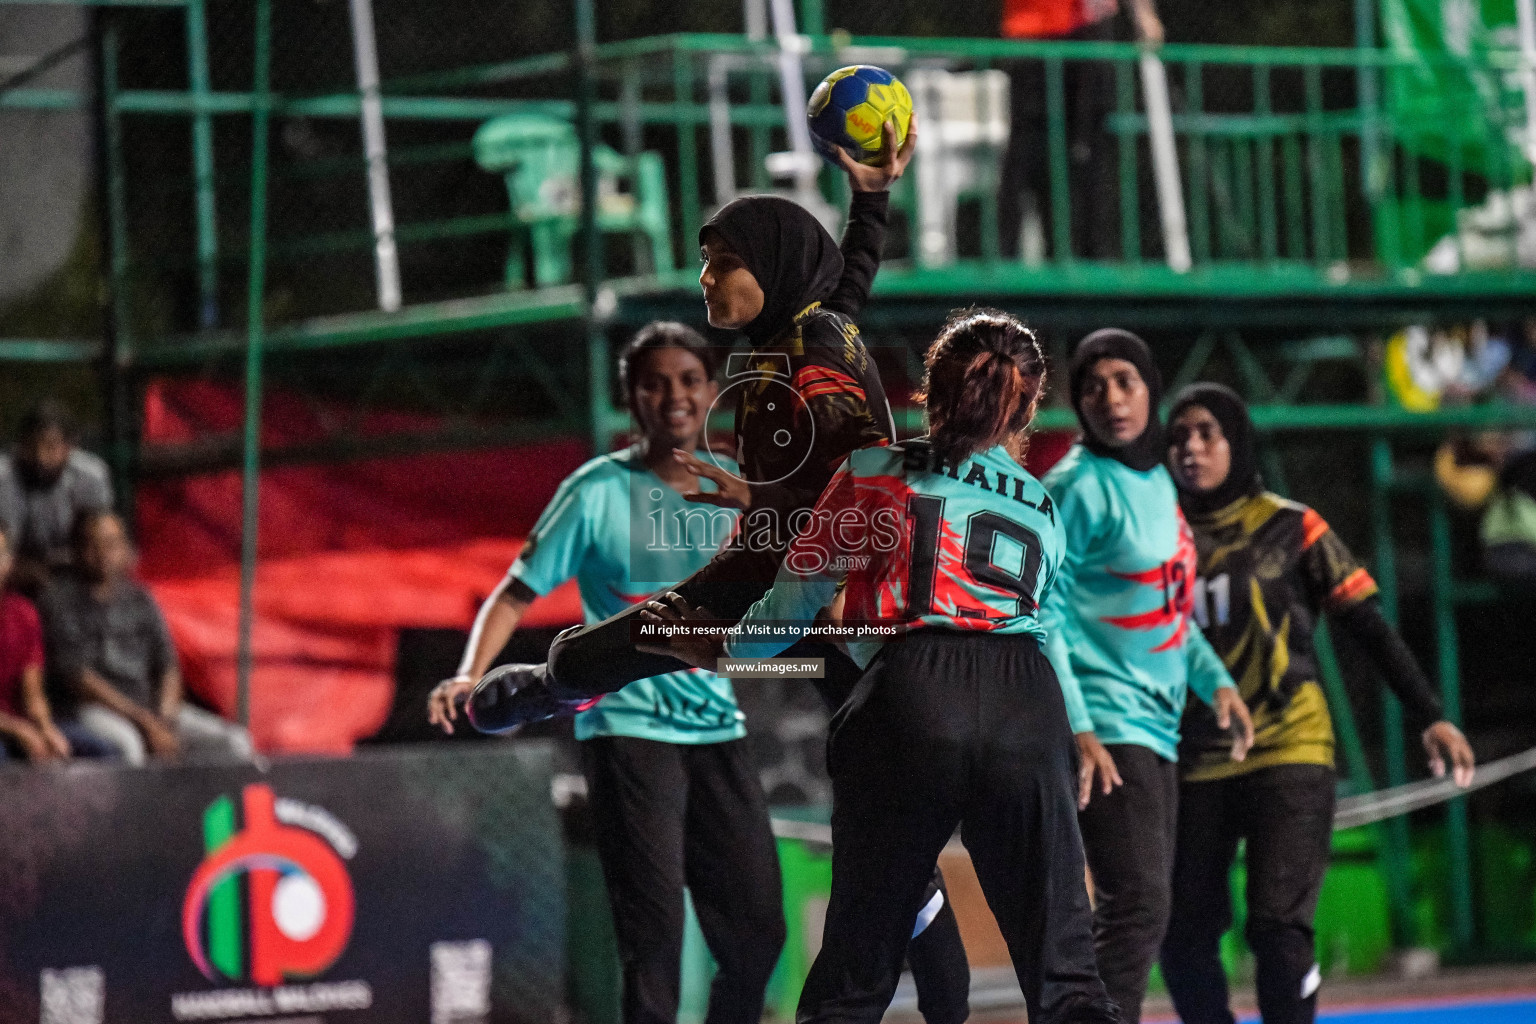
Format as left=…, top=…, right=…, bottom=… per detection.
left=1179, top=492, right=1381, bottom=781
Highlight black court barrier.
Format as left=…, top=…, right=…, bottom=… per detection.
left=0, top=743, right=563, bottom=1024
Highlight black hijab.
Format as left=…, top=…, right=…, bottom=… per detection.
left=1168, top=382, right=1264, bottom=515
left=1068, top=329, right=1165, bottom=472
left=700, top=196, right=844, bottom=345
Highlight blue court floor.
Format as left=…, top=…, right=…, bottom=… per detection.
left=1133, top=991, right=1536, bottom=1024
left=933, top=970, right=1536, bottom=1023
left=1308, top=994, right=1536, bottom=1023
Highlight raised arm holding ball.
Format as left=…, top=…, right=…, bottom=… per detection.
left=462, top=95, right=916, bottom=734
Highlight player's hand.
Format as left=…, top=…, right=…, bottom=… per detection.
left=42, top=722, right=72, bottom=758
left=1135, top=7, right=1165, bottom=44
left=142, top=716, right=181, bottom=758
left=637, top=591, right=723, bottom=673
left=837, top=111, right=919, bottom=193
left=673, top=449, right=752, bottom=510
left=14, top=725, right=56, bottom=762
left=1213, top=687, right=1255, bottom=763
left=427, top=675, right=477, bottom=735
left=1423, top=720, right=1476, bottom=788
left=1076, top=732, right=1123, bottom=810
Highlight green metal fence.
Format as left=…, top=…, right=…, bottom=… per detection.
left=8, top=27, right=1536, bottom=337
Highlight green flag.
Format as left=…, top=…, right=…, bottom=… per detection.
left=1382, top=0, right=1529, bottom=174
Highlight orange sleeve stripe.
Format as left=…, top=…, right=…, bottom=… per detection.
left=1329, top=568, right=1378, bottom=606
left=801, top=382, right=866, bottom=402
left=794, top=366, right=858, bottom=389
left=1301, top=507, right=1330, bottom=550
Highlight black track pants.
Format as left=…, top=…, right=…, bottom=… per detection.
left=582, top=735, right=786, bottom=1024
left=815, top=654, right=972, bottom=1024
left=797, top=631, right=1119, bottom=1024
left=1076, top=743, right=1179, bottom=1024
left=1159, top=764, right=1336, bottom=1024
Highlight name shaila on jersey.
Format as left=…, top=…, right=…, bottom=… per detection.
left=727, top=439, right=1067, bottom=666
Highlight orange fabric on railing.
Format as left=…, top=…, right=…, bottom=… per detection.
left=1001, top=0, right=1117, bottom=39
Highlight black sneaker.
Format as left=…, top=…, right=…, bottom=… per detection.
left=465, top=663, right=594, bottom=734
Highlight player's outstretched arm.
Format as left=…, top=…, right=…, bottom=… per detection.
left=1184, top=627, right=1253, bottom=761
left=428, top=579, right=531, bottom=734
left=824, top=115, right=918, bottom=318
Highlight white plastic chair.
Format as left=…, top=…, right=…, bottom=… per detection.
left=908, top=67, right=1011, bottom=267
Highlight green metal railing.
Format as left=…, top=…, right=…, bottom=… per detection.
left=8, top=30, right=1535, bottom=334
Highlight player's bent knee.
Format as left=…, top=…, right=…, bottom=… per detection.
left=1244, top=917, right=1313, bottom=960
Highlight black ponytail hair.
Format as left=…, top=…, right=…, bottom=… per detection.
left=915, top=308, right=1048, bottom=463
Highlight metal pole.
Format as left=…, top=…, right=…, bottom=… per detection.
left=1353, top=0, right=1382, bottom=195
left=348, top=0, right=401, bottom=312
left=708, top=56, right=738, bottom=206
left=768, top=0, right=819, bottom=200
left=1369, top=436, right=1417, bottom=946
left=798, top=0, right=825, bottom=36
left=186, top=0, right=219, bottom=328
left=1517, top=0, right=1536, bottom=167
left=575, top=0, right=610, bottom=455
left=1427, top=486, right=1475, bottom=951
left=96, top=19, right=135, bottom=515
left=1139, top=51, right=1193, bottom=272
left=744, top=0, right=768, bottom=42
left=237, top=0, right=274, bottom=730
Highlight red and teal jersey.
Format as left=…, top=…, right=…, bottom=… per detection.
left=1039, top=445, right=1235, bottom=759
left=726, top=439, right=1066, bottom=666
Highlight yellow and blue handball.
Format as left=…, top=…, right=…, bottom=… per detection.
left=807, top=65, right=912, bottom=166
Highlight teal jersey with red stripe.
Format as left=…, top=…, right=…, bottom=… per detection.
left=1037, top=444, right=1235, bottom=759
left=511, top=448, right=746, bottom=743
left=726, top=439, right=1066, bottom=667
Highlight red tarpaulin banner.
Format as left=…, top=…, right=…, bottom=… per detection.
left=136, top=381, right=587, bottom=754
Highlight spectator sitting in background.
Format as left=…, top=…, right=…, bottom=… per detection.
left=40, top=510, right=252, bottom=766
left=0, top=522, right=117, bottom=763
left=1433, top=320, right=1536, bottom=587
left=0, top=400, right=113, bottom=593
left=1481, top=448, right=1536, bottom=587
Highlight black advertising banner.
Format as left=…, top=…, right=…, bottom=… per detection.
left=0, top=744, right=564, bottom=1024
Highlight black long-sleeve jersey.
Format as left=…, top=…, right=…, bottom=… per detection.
left=697, top=192, right=896, bottom=590
left=1180, top=491, right=1444, bottom=781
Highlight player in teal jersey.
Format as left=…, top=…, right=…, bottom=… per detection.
left=1038, top=329, right=1253, bottom=1024
left=643, top=310, right=1122, bottom=1024
left=427, top=323, right=784, bottom=1024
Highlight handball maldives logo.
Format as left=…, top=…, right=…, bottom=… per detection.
left=182, top=784, right=357, bottom=987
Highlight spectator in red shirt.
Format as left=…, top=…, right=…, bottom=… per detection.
left=998, top=0, right=1165, bottom=262
left=0, top=522, right=115, bottom=762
